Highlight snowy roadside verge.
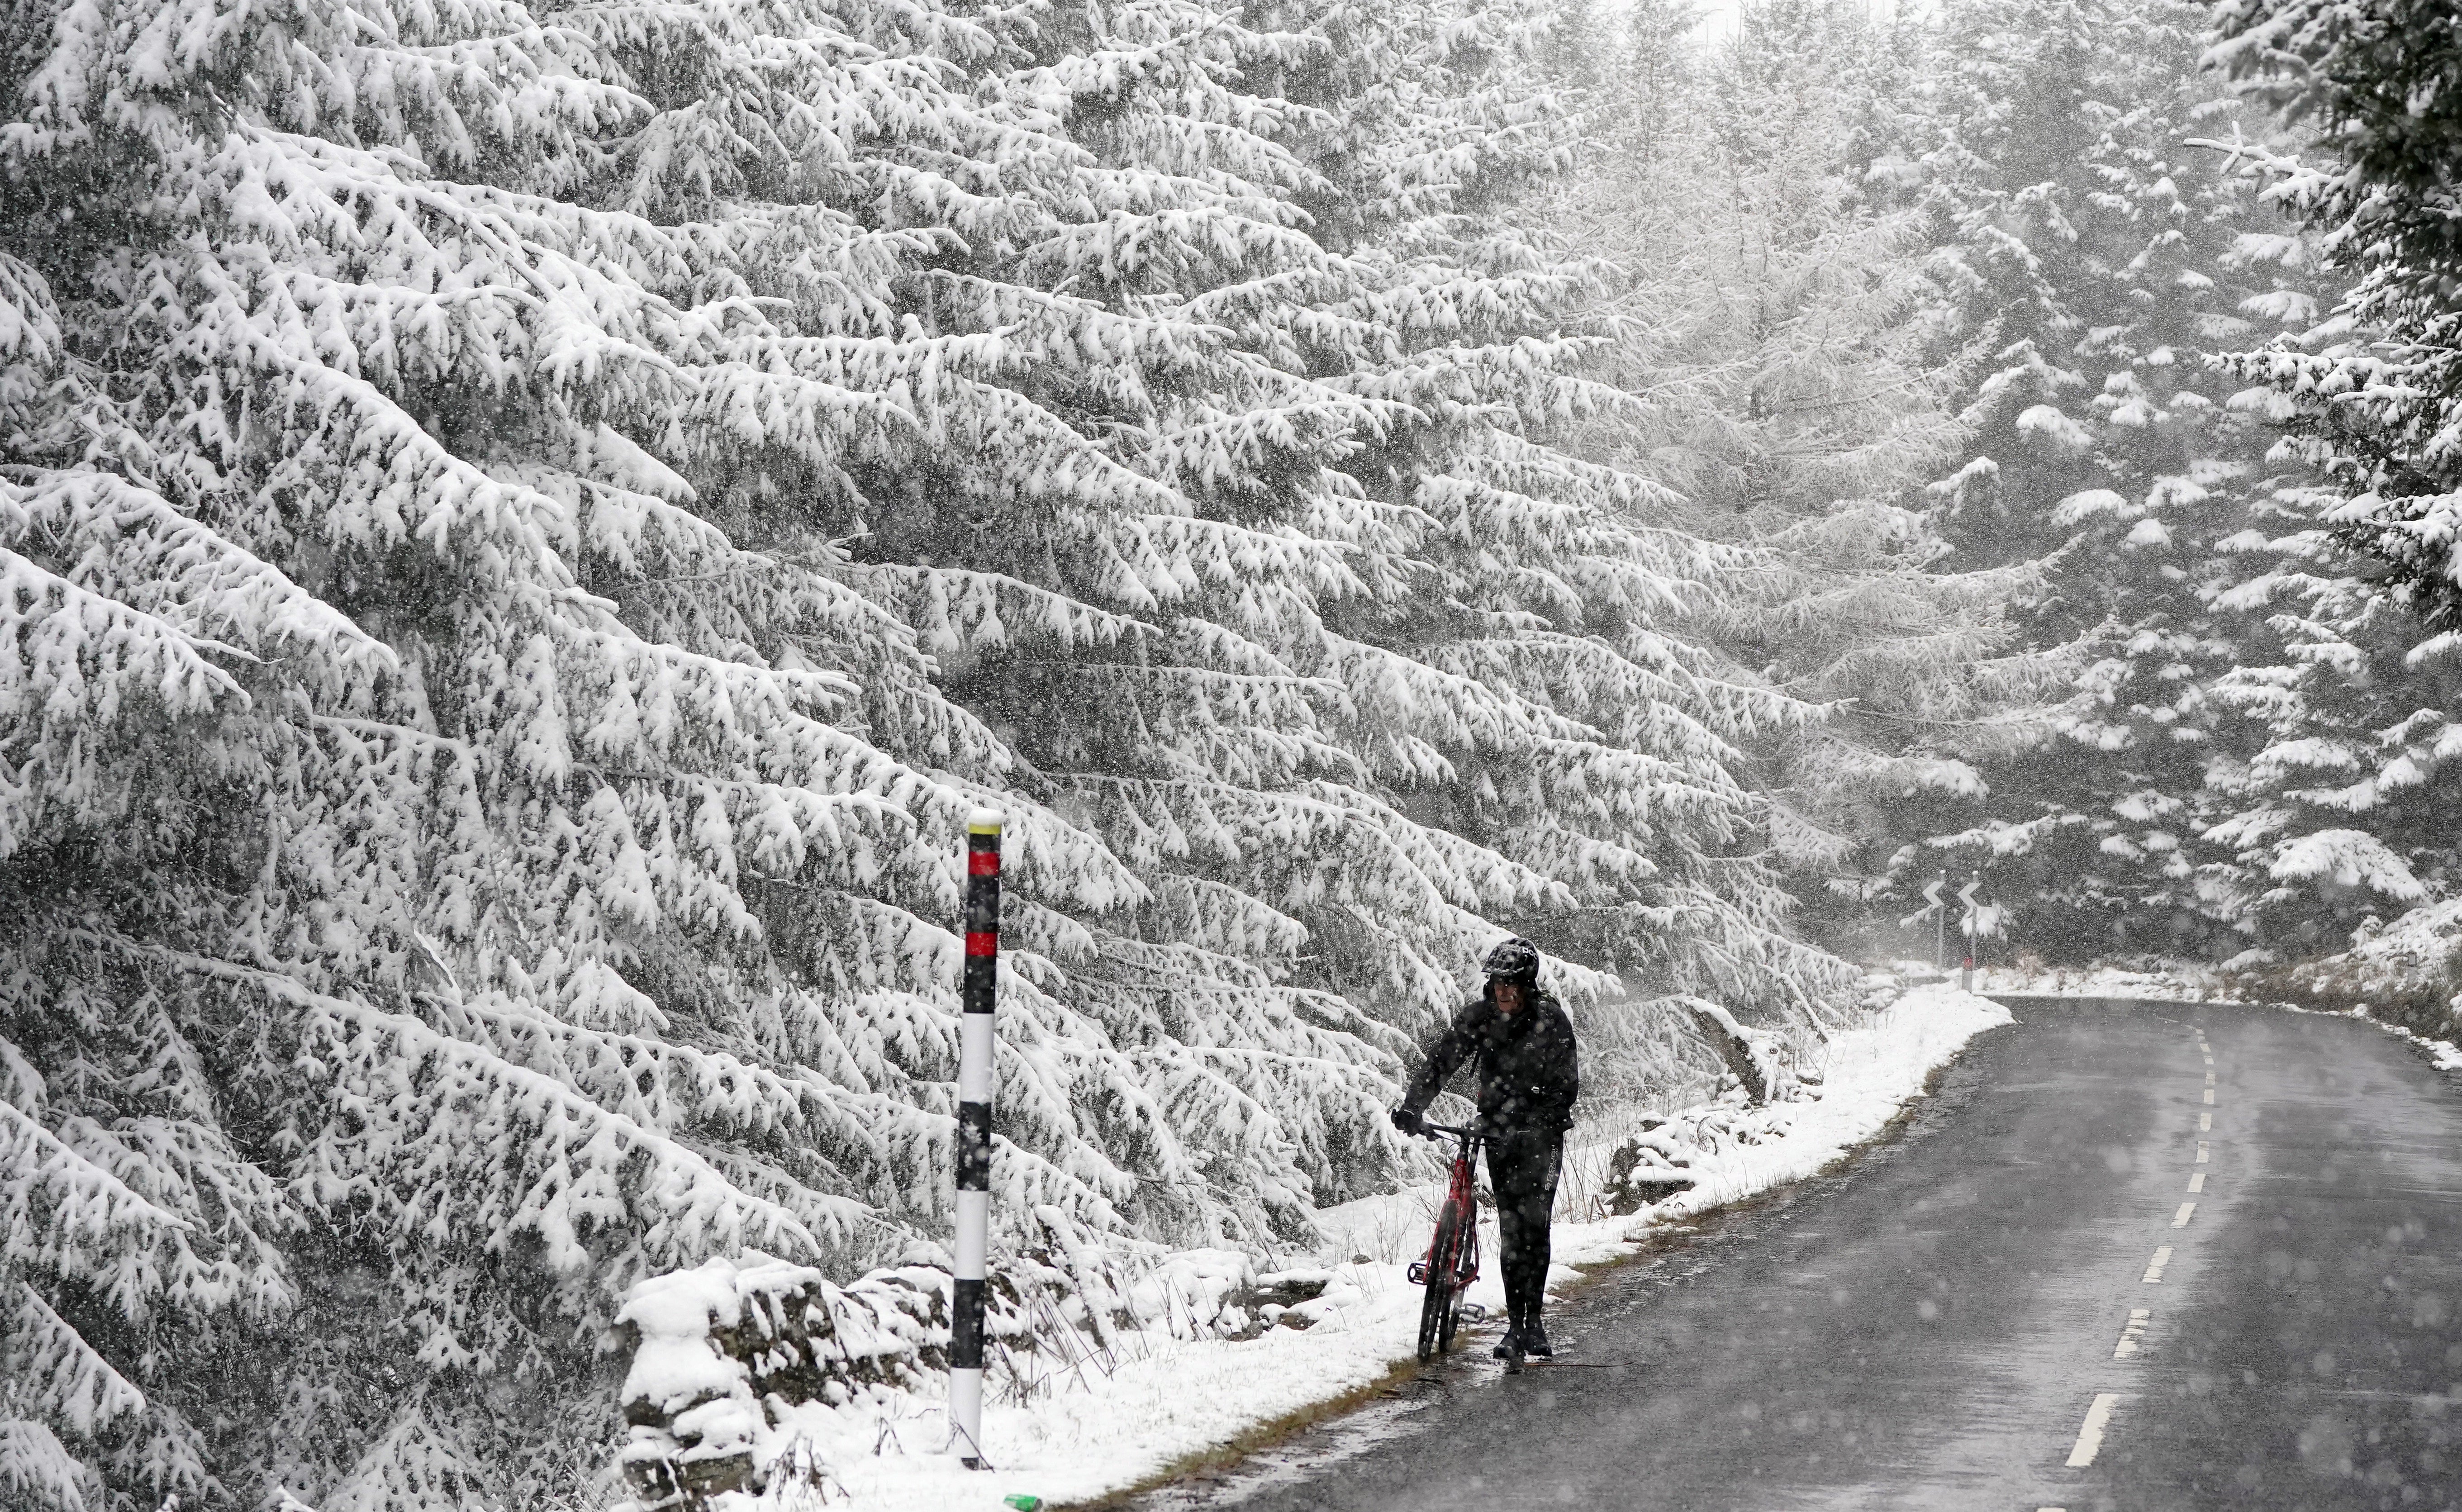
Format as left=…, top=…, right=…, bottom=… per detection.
left=727, top=985, right=2014, bottom=1512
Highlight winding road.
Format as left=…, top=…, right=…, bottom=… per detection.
left=1129, top=998, right=2462, bottom=1512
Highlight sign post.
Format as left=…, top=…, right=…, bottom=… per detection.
left=1925, top=872, right=1947, bottom=970
left=951, top=808, right=1003, bottom=1468
left=1958, top=872, right=1982, bottom=993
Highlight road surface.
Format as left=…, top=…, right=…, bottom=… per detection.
left=1131, top=998, right=2462, bottom=1511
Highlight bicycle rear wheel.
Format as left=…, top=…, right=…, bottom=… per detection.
left=1416, top=1202, right=1466, bottom=1361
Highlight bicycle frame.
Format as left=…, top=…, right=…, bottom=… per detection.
left=1407, top=1123, right=1483, bottom=1293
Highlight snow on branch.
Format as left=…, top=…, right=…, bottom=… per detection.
left=147, top=949, right=822, bottom=1276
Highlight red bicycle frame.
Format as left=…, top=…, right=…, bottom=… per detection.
left=1411, top=1142, right=1480, bottom=1288
left=1408, top=1122, right=1486, bottom=1359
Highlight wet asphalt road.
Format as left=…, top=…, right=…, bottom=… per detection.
left=1135, top=999, right=2462, bottom=1512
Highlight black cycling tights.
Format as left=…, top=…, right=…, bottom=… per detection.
left=1485, top=1133, right=1563, bottom=1335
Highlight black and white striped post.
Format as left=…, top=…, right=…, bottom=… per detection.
left=950, top=807, right=1002, bottom=1469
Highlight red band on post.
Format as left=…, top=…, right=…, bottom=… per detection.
left=969, top=851, right=1001, bottom=876
left=965, top=931, right=998, bottom=957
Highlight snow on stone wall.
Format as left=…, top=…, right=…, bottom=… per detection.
left=612, top=1210, right=1343, bottom=1509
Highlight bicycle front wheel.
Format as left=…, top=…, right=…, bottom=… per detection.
left=1438, top=1218, right=1476, bottom=1354
left=1416, top=1203, right=1466, bottom=1362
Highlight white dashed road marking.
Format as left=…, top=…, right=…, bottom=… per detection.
left=2066, top=1393, right=2120, bottom=1466
left=2113, top=1308, right=2150, bottom=1358
left=2046, top=1033, right=2206, bottom=1483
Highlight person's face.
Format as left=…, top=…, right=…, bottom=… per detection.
left=1494, top=980, right=1525, bottom=1014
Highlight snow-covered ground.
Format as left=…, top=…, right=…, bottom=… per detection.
left=778, top=985, right=2014, bottom=1511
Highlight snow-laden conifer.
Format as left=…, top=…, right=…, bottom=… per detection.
left=2197, top=0, right=2462, bottom=941
left=0, top=0, right=1869, bottom=1499
left=1896, top=0, right=2443, bottom=957
left=0, top=0, right=1183, bottom=1499
left=1548, top=0, right=2057, bottom=948
left=1290, top=0, right=1873, bottom=1066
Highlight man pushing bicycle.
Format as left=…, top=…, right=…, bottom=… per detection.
left=1390, top=937, right=1580, bottom=1366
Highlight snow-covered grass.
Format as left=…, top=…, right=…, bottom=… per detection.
left=774, top=985, right=2013, bottom=1512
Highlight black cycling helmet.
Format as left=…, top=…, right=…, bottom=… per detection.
left=1481, top=936, right=1541, bottom=985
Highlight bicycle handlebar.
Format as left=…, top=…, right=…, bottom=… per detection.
left=1415, top=1120, right=1491, bottom=1142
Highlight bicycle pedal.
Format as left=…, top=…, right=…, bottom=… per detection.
left=1458, top=1303, right=1487, bottom=1322
left=1405, top=1261, right=1428, bottom=1286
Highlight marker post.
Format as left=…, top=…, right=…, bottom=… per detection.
left=1958, top=870, right=1982, bottom=994
left=1935, top=869, right=1949, bottom=971
left=951, top=808, right=1003, bottom=1468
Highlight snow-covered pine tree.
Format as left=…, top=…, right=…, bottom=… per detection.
left=1620, top=0, right=1702, bottom=161
left=838, top=0, right=1863, bottom=1160
left=1896, top=0, right=2430, bottom=958
left=827, top=0, right=1418, bottom=1245
left=0, top=0, right=1243, bottom=1501
left=0, top=0, right=1875, bottom=1499
left=813, top=0, right=1568, bottom=1227
left=2196, top=0, right=2462, bottom=942
left=1547, top=0, right=2056, bottom=952
left=1282, top=0, right=1870, bottom=1067
left=2207, top=0, right=2462, bottom=624
left=2196, top=540, right=2462, bottom=942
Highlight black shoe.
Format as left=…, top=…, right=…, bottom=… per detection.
left=1522, top=1322, right=1552, bottom=1359
left=1491, top=1327, right=1521, bottom=1360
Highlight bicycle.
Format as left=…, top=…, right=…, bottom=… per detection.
left=1406, top=1121, right=1491, bottom=1362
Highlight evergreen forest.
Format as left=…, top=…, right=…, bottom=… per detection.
left=4, top=0, right=2458, bottom=1503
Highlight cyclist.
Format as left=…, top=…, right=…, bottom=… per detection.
left=1390, top=937, right=1579, bottom=1365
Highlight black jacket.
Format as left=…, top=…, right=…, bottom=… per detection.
left=1400, top=986, right=1579, bottom=1135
